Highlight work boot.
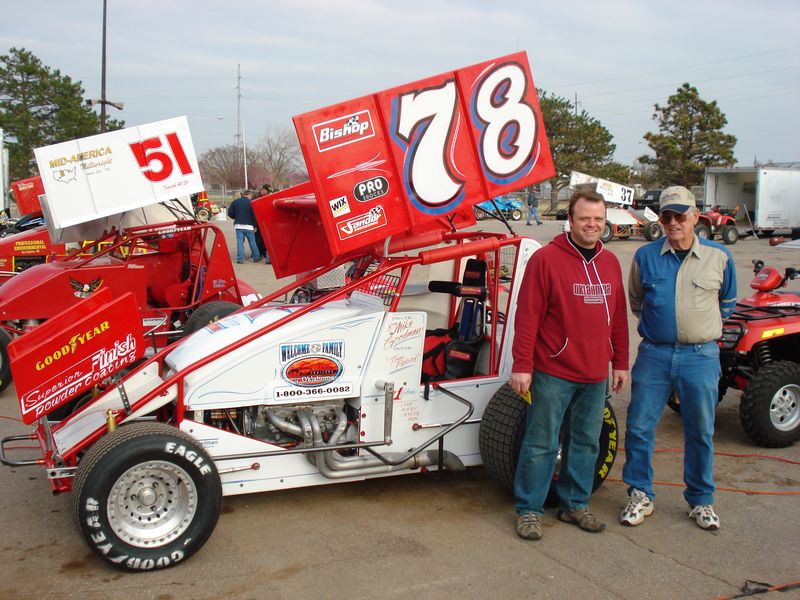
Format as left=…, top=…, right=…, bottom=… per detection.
left=557, top=508, right=605, bottom=532
left=516, top=513, right=542, bottom=540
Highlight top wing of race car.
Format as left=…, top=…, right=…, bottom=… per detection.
left=254, top=51, right=555, bottom=278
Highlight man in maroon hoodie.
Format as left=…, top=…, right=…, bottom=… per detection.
left=510, top=190, right=629, bottom=541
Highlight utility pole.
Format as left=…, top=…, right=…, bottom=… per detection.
left=100, top=0, right=108, bottom=132
left=235, top=65, right=247, bottom=189
left=88, top=0, right=123, bottom=129
left=574, top=92, right=579, bottom=116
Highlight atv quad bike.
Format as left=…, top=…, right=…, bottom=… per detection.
left=718, top=259, right=800, bottom=447
left=0, top=52, right=619, bottom=571
left=695, top=205, right=739, bottom=245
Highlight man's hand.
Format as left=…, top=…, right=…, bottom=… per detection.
left=509, top=372, right=532, bottom=396
left=611, top=369, right=629, bottom=393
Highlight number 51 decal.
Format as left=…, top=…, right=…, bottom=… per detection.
left=391, top=60, right=539, bottom=215
left=129, top=132, right=194, bottom=183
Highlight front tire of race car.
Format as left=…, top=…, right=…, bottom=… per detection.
left=194, top=207, right=211, bottom=222
left=644, top=221, right=663, bottom=241
left=0, top=329, right=12, bottom=394
left=511, top=209, right=523, bottom=221
left=479, top=384, right=617, bottom=505
left=600, top=222, right=614, bottom=243
left=182, top=300, right=241, bottom=337
left=73, top=422, right=222, bottom=571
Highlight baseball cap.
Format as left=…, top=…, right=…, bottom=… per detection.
left=659, top=186, right=696, bottom=213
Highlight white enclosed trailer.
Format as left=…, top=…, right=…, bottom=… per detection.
left=704, top=166, right=800, bottom=232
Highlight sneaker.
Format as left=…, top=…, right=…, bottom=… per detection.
left=620, top=489, right=654, bottom=526
left=688, top=504, right=720, bottom=530
left=557, top=508, right=605, bottom=533
left=516, top=513, right=542, bottom=540
left=236, top=260, right=244, bottom=264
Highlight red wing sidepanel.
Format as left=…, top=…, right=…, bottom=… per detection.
left=261, top=51, right=553, bottom=277
left=9, top=290, right=145, bottom=424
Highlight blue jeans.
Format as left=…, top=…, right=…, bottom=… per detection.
left=514, top=370, right=606, bottom=515
left=235, top=228, right=261, bottom=262
left=622, top=340, right=720, bottom=506
left=526, top=205, right=541, bottom=225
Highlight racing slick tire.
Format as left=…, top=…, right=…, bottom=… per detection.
left=644, top=221, right=663, bottom=241
left=478, top=384, right=617, bottom=505
left=511, top=209, right=523, bottom=221
left=694, top=222, right=712, bottom=239
left=739, top=361, right=800, bottom=448
left=0, top=329, right=11, bottom=394
left=721, top=225, right=739, bottom=245
left=182, top=300, right=241, bottom=337
left=600, top=222, right=613, bottom=243
left=194, top=206, right=212, bottom=222
left=73, top=422, right=222, bottom=571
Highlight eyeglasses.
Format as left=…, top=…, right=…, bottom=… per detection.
left=659, top=211, right=689, bottom=224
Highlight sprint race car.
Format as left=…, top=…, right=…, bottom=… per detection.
left=0, top=53, right=619, bottom=571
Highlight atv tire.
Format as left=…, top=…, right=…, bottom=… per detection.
left=644, top=222, right=663, bottom=241
left=73, top=422, right=221, bottom=571
left=182, top=300, right=241, bottom=337
left=479, top=384, right=617, bottom=505
left=721, top=225, right=739, bottom=245
left=740, top=361, right=800, bottom=447
left=694, top=222, right=712, bottom=239
left=600, top=222, right=613, bottom=243
left=0, top=329, right=11, bottom=394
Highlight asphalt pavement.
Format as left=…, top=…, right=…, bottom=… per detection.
left=0, top=216, right=798, bottom=600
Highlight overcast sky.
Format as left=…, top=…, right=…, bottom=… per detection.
left=3, top=0, right=798, bottom=169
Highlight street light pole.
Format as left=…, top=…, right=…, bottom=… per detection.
left=241, top=119, right=248, bottom=190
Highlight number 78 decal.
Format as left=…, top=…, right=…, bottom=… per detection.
left=391, top=60, right=539, bottom=215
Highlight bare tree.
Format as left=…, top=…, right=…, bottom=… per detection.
left=252, top=127, right=305, bottom=190
left=198, top=144, right=244, bottom=190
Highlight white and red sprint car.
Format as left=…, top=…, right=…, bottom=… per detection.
left=1, top=52, right=619, bottom=571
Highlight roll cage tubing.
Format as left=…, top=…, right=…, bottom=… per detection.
left=42, top=230, right=518, bottom=472
left=44, top=219, right=243, bottom=314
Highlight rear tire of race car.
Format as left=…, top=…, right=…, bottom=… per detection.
left=644, top=222, right=663, bottom=241
left=600, top=222, right=613, bottom=243
left=479, top=384, right=618, bottom=505
left=721, top=225, right=739, bottom=245
left=73, top=422, right=222, bottom=571
left=739, top=361, right=800, bottom=448
left=511, top=209, right=523, bottom=221
left=474, top=207, right=486, bottom=221
left=0, top=329, right=11, bottom=394
left=182, top=300, right=241, bottom=337
left=694, top=222, right=712, bottom=239
left=194, top=207, right=212, bottom=222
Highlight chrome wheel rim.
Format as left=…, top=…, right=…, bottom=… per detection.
left=770, top=383, right=800, bottom=432
left=108, top=460, right=197, bottom=548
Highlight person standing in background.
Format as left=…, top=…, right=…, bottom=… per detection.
left=227, top=190, right=262, bottom=264
left=526, top=184, right=543, bottom=226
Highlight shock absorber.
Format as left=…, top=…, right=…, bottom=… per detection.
left=753, top=341, right=772, bottom=368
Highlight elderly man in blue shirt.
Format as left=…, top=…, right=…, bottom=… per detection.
left=621, top=186, right=737, bottom=531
